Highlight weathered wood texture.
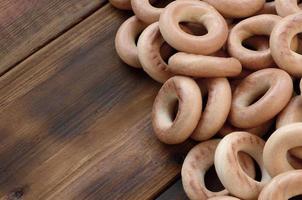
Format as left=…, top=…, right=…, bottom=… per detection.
left=0, top=0, right=107, bottom=75
left=0, top=4, right=194, bottom=199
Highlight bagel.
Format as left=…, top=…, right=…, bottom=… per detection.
left=152, top=76, right=202, bottom=144
left=229, top=68, right=292, bottom=128
left=159, top=0, right=228, bottom=55
left=215, top=132, right=271, bottom=199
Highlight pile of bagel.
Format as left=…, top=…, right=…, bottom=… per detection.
left=111, top=0, right=302, bottom=199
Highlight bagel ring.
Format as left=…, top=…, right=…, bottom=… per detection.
left=259, top=170, right=302, bottom=200
left=263, top=123, right=302, bottom=177
left=131, top=0, right=161, bottom=24
left=229, top=68, right=293, bottom=129
left=182, top=139, right=255, bottom=200
left=137, top=22, right=174, bottom=83
left=159, top=0, right=228, bottom=55
left=152, top=76, right=202, bottom=144
left=276, top=0, right=302, bottom=17
left=115, top=16, right=147, bottom=68
left=270, top=12, right=302, bottom=76
left=191, top=78, right=232, bottom=141
left=215, top=132, right=271, bottom=200
left=228, top=14, right=281, bottom=70
left=109, top=0, right=131, bottom=10
left=167, top=52, right=242, bottom=78
left=203, top=0, right=265, bottom=18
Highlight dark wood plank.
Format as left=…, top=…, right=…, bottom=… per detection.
left=0, top=4, right=194, bottom=199
left=0, top=0, right=107, bottom=75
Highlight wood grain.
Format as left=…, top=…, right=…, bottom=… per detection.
left=0, top=0, right=107, bottom=75
left=0, top=4, right=194, bottom=199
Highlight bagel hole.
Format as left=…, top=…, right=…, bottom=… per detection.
left=242, top=35, right=269, bottom=51
left=152, top=0, right=174, bottom=8
left=247, top=86, right=269, bottom=106
left=164, top=96, right=179, bottom=123
left=287, top=152, right=302, bottom=169
left=293, top=78, right=301, bottom=95
left=238, top=152, right=262, bottom=181
left=299, top=0, right=302, bottom=8
left=171, top=100, right=179, bottom=122
left=196, top=80, right=209, bottom=110
left=179, top=22, right=208, bottom=36
left=135, top=34, right=140, bottom=45
left=293, top=33, right=302, bottom=55
left=204, top=165, right=225, bottom=192
left=159, top=91, right=180, bottom=126
left=252, top=157, right=262, bottom=182
left=290, top=195, right=302, bottom=200
left=160, top=43, right=177, bottom=63
left=202, top=93, right=208, bottom=111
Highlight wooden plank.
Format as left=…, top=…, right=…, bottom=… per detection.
left=0, top=0, right=107, bottom=75
left=0, top=4, right=194, bottom=199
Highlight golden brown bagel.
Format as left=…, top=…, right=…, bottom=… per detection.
left=159, top=0, right=228, bottom=55
left=228, top=14, right=281, bottom=70
left=167, top=52, right=242, bottom=78
left=191, top=78, right=232, bottom=141
left=263, top=123, right=302, bottom=177
left=115, top=16, right=147, bottom=68
left=182, top=139, right=255, bottom=200
left=152, top=76, right=202, bottom=144
left=215, top=132, right=271, bottom=200
left=259, top=170, right=302, bottom=200
left=137, top=22, right=174, bottom=83
left=270, top=12, right=302, bottom=76
left=229, top=68, right=292, bottom=129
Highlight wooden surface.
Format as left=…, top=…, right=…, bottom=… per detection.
left=0, top=0, right=106, bottom=75
left=0, top=2, right=194, bottom=199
